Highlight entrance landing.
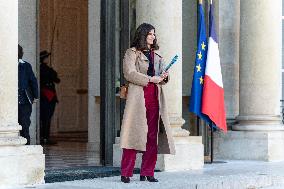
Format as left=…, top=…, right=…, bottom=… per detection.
left=10, top=161, right=284, bottom=189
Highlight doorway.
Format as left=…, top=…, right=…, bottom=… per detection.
left=39, top=0, right=99, bottom=169
left=38, top=0, right=132, bottom=169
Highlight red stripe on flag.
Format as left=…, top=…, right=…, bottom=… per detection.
left=202, top=75, right=227, bottom=132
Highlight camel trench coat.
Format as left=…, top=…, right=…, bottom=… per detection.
left=120, top=47, right=175, bottom=155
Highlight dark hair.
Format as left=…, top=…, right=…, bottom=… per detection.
left=131, top=23, right=159, bottom=51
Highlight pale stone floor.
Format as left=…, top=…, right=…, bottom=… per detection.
left=6, top=161, right=284, bottom=189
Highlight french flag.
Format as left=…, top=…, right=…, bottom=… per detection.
left=201, top=2, right=227, bottom=132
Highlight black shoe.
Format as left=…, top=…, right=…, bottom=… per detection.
left=140, top=176, right=158, bottom=182
left=140, top=175, right=146, bottom=181
left=121, top=176, right=130, bottom=183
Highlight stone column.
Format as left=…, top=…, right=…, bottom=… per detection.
left=0, top=0, right=44, bottom=186
left=219, top=0, right=240, bottom=127
left=0, top=1, right=22, bottom=140
left=116, top=0, right=203, bottom=171
left=136, top=0, right=187, bottom=137
left=215, top=0, right=284, bottom=161
left=234, top=0, right=282, bottom=130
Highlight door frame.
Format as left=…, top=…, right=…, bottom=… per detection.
left=100, top=0, right=117, bottom=166
left=37, top=0, right=89, bottom=144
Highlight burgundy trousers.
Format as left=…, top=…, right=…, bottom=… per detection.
left=121, top=83, right=159, bottom=177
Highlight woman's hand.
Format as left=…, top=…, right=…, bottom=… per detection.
left=150, top=76, right=164, bottom=84
left=160, top=71, right=169, bottom=79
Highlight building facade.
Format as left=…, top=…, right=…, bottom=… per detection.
left=0, top=0, right=283, bottom=186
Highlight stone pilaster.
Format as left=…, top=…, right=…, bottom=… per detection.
left=87, top=0, right=101, bottom=153
left=113, top=0, right=204, bottom=171
left=215, top=0, right=284, bottom=161
left=0, top=0, right=44, bottom=186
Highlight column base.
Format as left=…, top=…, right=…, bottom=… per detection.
left=214, top=130, right=284, bottom=161
left=226, top=117, right=237, bottom=130
left=0, top=145, right=45, bottom=186
left=113, top=136, right=204, bottom=171
left=232, top=124, right=284, bottom=131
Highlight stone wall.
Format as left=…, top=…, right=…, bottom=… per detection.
left=18, top=0, right=39, bottom=144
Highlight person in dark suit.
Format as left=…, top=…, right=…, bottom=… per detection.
left=18, top=45, right=39, bottom=145
left=40, top=50, right=60, bottom=145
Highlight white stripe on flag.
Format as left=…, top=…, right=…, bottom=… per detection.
left=205, top=37, right=223, bottom=88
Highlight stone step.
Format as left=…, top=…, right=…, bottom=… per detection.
left=45, top=166, right=160, bottom=183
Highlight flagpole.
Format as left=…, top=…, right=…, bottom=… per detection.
left=196, top=0, right=202, bottom=142
left=197, top=117, right=200, bottom=136
left=210, top=122, right=214, bottom=163
left=209, top=0, right=214, bottom=164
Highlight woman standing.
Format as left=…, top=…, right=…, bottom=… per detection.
left=120, top=23, right=175, bottom=183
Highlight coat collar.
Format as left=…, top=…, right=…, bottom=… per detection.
left=130, top=47, right=163, bottom=59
